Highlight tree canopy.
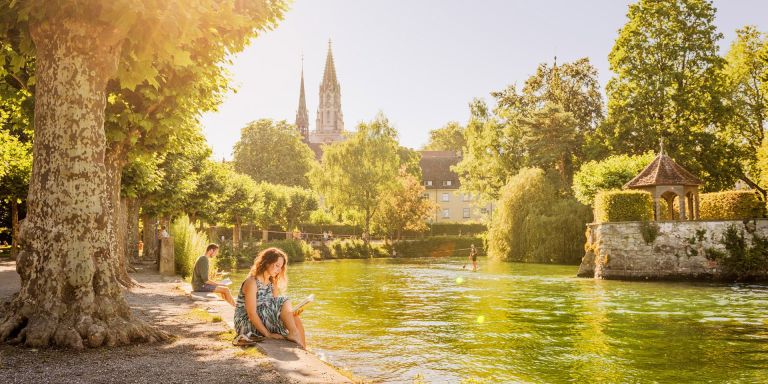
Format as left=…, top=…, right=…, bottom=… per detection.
left=599, top=0, right=739, bottom=191
left=310, top=114, right=402, bottom=239
left=424, top=121, right=465, bottom=153
left=232, top=119, right=316, bottom=187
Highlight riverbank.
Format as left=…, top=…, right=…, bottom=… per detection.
left=0, top=260, right=352, bottom=384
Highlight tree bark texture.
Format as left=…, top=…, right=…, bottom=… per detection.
left=11, top=200, right=19, bottom=261
left=233, top=217, right=242, bottom=249
left=125, top=197, right=139, bottom=263
left=141, top=213, right=159, bottom=262
left=105, top=143, right=137, bottom=288
left=0, top=19, right=166, bottom=349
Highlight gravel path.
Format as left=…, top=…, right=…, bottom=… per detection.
left=0, top=260, right=291, bottom=384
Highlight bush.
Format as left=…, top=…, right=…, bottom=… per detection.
left=326, top=239, right=388, bottom=259
left=222, top=239, right=318, bottom=268
left=488, top=168, right=593, bottom=264
left=423, top=223, right=487, bottom=237
left=171, top=215, right=211, bottom=278
left=259, top=239, right=317, bottom=263
left=594, top=190, right=654, bottom=223
left=706, top=224, right=768, bottom=280
left=699, top=191, right=764, bottom=220
left=390, top=236, right=484, bottom=258
left=573, top=152, right=656, bottom=205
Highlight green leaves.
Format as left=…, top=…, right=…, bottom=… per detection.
left=232, top=119, right=316, bottom=188
left=310, top=114, right=403, bottom=234
left=601, top=0, right=739, bottom=191
left=573, top=152, right=656, bottom=206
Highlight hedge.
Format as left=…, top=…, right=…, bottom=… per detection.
left=699, top=191, right=764, bottom=220
left=594, top=190, right=654, bottom=223
left=218, top=239, right=318, bottom=270
left=325, top=239, right=388, bottom=259
left=389, top=236, right=484, bottom=258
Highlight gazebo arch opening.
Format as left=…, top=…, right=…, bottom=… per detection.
left=660, top=190, right=679, bottom=220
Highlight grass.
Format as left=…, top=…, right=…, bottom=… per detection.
left=234, top=348, right=266, bottom=358
left=185, top=308, right=222, bottom=323
left=217, top=329, right=236, bottom=342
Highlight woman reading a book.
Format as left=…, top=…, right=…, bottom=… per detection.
left=233, top=247, right=306, bottom=349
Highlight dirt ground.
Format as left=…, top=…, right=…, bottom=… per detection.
left=0, top=260, right=291, bottom=384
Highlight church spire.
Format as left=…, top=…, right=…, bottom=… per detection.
left=295, top=58, right=309, bottom=142
left=321, top=39, right=339, bottom=91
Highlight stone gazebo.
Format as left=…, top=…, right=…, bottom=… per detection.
left=623, top=145, right=703, bottom=221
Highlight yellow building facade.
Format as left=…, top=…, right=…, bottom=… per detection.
left=419, top=151, right=493, bottom=223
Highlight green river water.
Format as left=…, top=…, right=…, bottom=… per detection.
left=229, top=257, right=768, bottom=383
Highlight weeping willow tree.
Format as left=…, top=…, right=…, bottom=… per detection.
left=488, top=168, right=592, bottom=264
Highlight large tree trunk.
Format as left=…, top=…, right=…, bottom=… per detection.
left=141, top=213, right=159, bottom=262
left=0, top=19, right=166, bottom=349
left=125, top=197, right=140, bottom=263
left=105, top=143, right=137, bottom=288
left=10, top=200, right=19, bottom=261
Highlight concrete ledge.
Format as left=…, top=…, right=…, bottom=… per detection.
left=179, top=284, right=219, bottom=301
left=179, top=283, right=353, bottom=383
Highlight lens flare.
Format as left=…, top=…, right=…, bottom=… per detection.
left=456, top=277, right=464, bottom=284
left=476, top=315, right=485, bottom=324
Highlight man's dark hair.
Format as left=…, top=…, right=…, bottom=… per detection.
left=206, top=243, right=220, bottom=253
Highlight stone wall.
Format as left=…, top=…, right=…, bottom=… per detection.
left=578, top=219, right=768, bottom=280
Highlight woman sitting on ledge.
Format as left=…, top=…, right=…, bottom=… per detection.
left=234, top=247, right=306, bottom=349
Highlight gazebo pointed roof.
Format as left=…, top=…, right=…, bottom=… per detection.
left=623, top=152, right=703, bottom=189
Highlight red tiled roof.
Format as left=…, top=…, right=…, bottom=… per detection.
left=624, top=153, right=703, bottom=188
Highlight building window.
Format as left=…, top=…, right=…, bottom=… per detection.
left=441, top=192, right=449, bottom=202
left=463, top=208, right=471, bottom=218
left=422, top=192, right=430, bottom=200
left=480, top=208, right=488, bottom=214
left=442, top=180, right=452, bottom=187
left=442, top=209, right=450, bottom=218
left=462, top=193, right=471, bottom=202
left=425, top=180, right=432, bottom=186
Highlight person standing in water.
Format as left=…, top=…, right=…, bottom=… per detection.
left=467, top=244, right=478, bottom=272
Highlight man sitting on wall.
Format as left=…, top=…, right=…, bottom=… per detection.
left=192, top=244, right=235, bottom=307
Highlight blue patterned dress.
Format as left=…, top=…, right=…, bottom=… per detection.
left=234, top=278, right=290, bottom=337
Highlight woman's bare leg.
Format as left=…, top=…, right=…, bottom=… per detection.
left=279, top=302, right=305, bottom=348
left=294, top=315, right=306, bottom=346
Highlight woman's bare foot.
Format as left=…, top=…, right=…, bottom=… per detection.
left=286, top=335, right=306, bottom=349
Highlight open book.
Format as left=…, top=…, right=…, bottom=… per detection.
left=293, top=294, right=315, bottom=314
left=219, top=278, right=233, bottom=286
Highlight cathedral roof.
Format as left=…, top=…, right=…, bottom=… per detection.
left=624, top=151, right=703, bottom=189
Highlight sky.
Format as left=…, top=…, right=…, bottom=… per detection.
left=201, top=0, right=768, bottom=160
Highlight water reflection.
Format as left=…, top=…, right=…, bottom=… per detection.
left=229, top=258, right=768, bottom=383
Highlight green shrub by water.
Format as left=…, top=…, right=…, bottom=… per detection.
left=699, top=191, right=764, bottom=220
left=326, top=239, right=388, bottom=259
left=488, top=168, right=592, bottom=264
left=594, top=190, right=654, bottom=222
left=219, top=239, right=318, bottom=269
left=705, top=224, right=768, bottom=280
left=171, top=215, right=211, bottom=278
left=390, top=236, right=484, bottom=258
